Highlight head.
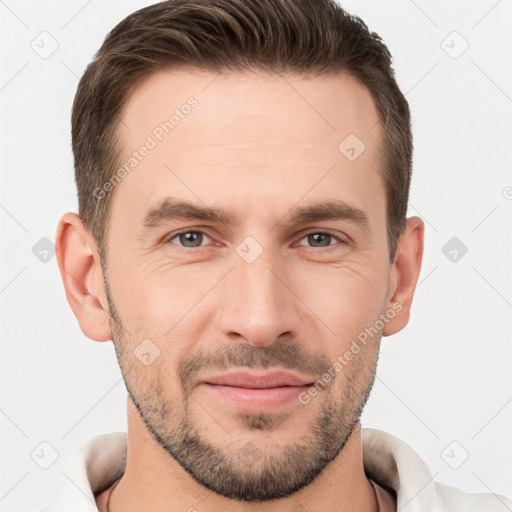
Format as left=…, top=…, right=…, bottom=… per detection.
left=57, top=0, right=424, bottom=503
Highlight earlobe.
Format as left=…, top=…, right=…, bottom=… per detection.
left=382, top=216, right=425, bottom=337
left=55, top=212, right=112, bottom=342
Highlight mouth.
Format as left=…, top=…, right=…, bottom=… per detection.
left=199, top=370, right=315, bottom=411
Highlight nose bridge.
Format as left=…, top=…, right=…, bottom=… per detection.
left=219, top=244, right=298, bottom=346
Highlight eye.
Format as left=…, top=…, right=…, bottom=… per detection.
left=164, top=229, right=346, bottom=250
left=166, top=230, right=213, bottom=248
left=296, top=231, right=345, bottom=248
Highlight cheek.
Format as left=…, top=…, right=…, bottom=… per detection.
left=111, top=258, right=225, bottom=356
left=109, top=253, right=181, bottom=323
left=293, top=259, right=389, bottom=347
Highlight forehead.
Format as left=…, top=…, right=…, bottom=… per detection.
left=110, top=68, right=384, bottom=229
left=119, top=68, right=380, bottom=151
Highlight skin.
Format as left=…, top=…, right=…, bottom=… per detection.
left=56, top=69, right=424, bottom=511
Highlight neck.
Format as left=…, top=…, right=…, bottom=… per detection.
left=102, top=399, right=378, bottom=512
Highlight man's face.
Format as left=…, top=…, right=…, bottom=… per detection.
left=104, top=69, right=392, bottom=501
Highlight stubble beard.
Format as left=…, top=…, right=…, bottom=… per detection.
left=105, top=276, right=381, bottom=502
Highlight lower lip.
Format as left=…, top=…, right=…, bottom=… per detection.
left=201, top=383, right=311, bottom=411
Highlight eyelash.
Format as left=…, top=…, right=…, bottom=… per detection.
left=164, top=229, right=347, bottom=250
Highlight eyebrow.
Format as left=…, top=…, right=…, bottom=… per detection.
left=142, top=196, right=370, bottom=232
left=143, top=197, right=233, bottom=228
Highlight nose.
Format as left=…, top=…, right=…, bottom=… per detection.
left=217, top=247, right=302, bottom=348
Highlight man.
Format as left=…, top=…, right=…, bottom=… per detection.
left=43, top=0, right=511, bottom=510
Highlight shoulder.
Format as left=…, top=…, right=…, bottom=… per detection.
left=362, top=428, right=512, bottom=511
left=433, top=481, right=512, bottom=511
left=38, top=432, right=127, bottom=512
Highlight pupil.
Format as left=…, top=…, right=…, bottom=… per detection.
left=181, top=232, right=201, bottom=247
left=309, top=233, right=330, bottom=247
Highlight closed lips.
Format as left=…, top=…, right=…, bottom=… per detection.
left=202, top=371, right=314, bottom=388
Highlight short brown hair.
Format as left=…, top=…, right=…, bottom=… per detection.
left=72, top=0, right=412, bottom=262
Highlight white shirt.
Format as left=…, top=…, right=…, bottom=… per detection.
left=38, top=428, right=512, bottom=511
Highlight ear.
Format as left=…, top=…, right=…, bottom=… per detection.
left=382, top=216, right=424, bottom=337
left=55, top=212, right=112, bottom=342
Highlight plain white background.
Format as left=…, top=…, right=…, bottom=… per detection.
left=0, top=0, right=511, bottom=510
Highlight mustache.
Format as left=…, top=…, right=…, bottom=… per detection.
left=178, top=341, right=331, bottom=391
